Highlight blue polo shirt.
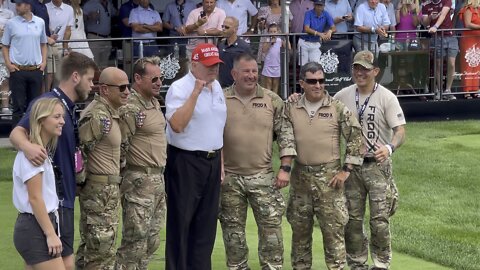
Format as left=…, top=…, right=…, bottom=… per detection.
left=302, top=9, right=335, bottom=42
left=18, top=89, right=78, bottom=210
left=1, top=15, right=47, bottom=65
left=31, top=0, right=51, bottom=37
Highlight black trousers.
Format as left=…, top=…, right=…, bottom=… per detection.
left=9, top=69, right=43, bottom=127
left=165, top=145, right=221, bottom=270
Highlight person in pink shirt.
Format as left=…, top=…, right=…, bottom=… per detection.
left=395, top=0, right=420, bottom=42
left=184, top=0, right=226, bottom=59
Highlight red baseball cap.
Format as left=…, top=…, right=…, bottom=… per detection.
left=191, top=43, right=224, bottom=67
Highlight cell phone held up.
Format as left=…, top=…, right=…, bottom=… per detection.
left=53, top=25, right=62, bottom=35
left=200, top=11, right=206, bottom=18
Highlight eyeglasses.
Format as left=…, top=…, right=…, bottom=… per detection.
left=142, top=75, right=164, bottom=84
left=352, top=65, right=375, bottom=73
left=105, top=84, right=130, bottom=92
left=304, top=78, right=325, bottom=85
left=222, top=25, right=231, bottom=29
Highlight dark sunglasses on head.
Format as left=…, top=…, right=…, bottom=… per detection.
left=304, top=78, right=325, bottom=85
left=105, top=83, right=130, bottom=92
left=222, top=25, right=231, bottom=29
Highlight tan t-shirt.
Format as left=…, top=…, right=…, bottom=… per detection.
left=79, top=95, right=122, bottom=175
left=119, top=89, right=167, bottom=168
left=285, top=92, right=364, bottom=166
left=334, top=83, right=406, bottom=154
left=223, top=85, right=296, bottom=175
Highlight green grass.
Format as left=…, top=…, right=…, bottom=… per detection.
left=1, top=120, right=479, bottom=269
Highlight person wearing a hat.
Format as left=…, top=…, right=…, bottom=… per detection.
left=164, top=43, right=226, bottom=270
left=298, top=0, right=335, bottom=66
left=2, top=0, right=47, bottom=128
left=334, top=50, right=406, bottom=270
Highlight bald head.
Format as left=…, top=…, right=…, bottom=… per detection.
left=99, top=67, right=130, bottom=109
left=99, top=67, right=126, bottom=85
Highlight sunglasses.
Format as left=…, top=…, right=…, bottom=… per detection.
left=142, top=75, right=164, bottom=83
left=304, top=78, right=325, bottom=85
left=105, top=84, right=130, bottom=92
left=222, top=25, right=231, bottom=30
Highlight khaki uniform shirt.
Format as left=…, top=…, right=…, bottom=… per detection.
left=119, top=88, right=167, bottom=168
left=78, top=95, right=122, bottom=176
left=223, top=84, right=296, bottom=175
left=334, top=84, right=406, bottom=155
left=284, top=92, right=364, bottom=166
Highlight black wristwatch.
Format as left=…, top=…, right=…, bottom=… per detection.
left=279, top=165, right=291, bottom=173
left=342, top=164, right=353, bottom=173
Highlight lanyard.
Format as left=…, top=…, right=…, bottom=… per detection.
left=355, top=83, right=378, bottom=121
left=52, top=88, right=79, bottom=146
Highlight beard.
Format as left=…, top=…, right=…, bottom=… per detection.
left=74, top=86, right=90, bottom=102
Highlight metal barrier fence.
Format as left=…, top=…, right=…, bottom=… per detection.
left=1, top=28, right=479, bottom=119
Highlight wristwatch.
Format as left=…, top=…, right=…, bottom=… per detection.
left=371, top=26, right=375, bottom=33
left=342, top=164, right=353, bottom=173
left=279, top=165, right=291, bottom=173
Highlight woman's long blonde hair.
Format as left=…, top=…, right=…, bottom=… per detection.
left=69, top=0, right=82, bottom=17
left=29, top=98, right=64, bottom=156
left=401, top=0, right=420, bottom=16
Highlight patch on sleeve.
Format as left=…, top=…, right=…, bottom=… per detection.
left=135, top=111, right=146, bottom=128
left=100, top=117, right=112, bottom=134
left=397, top=113, right=404, bottom=119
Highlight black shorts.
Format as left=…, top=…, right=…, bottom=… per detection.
left=13, top=212, right=61, bottom=265
left=59, top=206, right=74, bottom=257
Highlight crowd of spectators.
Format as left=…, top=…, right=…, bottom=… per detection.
left=0, top=0, right=479, bottom=118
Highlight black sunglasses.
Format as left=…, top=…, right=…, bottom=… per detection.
left=304, top=78, right=325, bottom=85
left=105, top=84, right=130, bottom=92
left=222, top=25, right=231, bottom=29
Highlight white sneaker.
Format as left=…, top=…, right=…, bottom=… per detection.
left=434, top=90, right=441, bottom=101
left=443, top=89, right=456, bottom=100
left=1, top=107, right=12, bottom=114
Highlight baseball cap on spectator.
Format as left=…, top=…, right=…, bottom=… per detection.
left=191, top=43, right=224, bottom=67
left=313, top=0, right=325, bottom=5
left=13, top=0, right=32, bottom=4
left=352, top=50, right=377, bottom=69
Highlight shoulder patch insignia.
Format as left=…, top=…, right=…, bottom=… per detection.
left=135, top=111, right=146, bottom=128
left=101, top=117, right=112, bottom=134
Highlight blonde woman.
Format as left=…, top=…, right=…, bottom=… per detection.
left=69, top=0, right=94, bottom=59
left=13, top=98, right=66, bottom=270
left=459, top=0, right=480, bottom=98
left=395, top=0, right=420, bottom=41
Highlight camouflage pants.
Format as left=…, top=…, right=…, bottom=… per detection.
left=286, top=162, right=348, bottom=270
left=344, top=159, right=399, bottom=270
left=115, top=169, right=166, bottom=270
left=76, top=181, right=120, bottom=270
left=219, top=171, right=286, bottom=270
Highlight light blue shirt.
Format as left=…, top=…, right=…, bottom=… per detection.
left=129, top=6, right=161, bottom=42
left=354, top=2, right=390, bottom=42
left=1, top=15, right=47, bottom=65
left=325, top=0, right=353, bottom=33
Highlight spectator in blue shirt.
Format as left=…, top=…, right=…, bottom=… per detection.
left=299, top=0, right=335, bottom=66
left=162, top=0, right=197, bottom=57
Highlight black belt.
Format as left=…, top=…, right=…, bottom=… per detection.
left=88, top=32, right=108, bottom=38
left=364, top=156, right=377, bottom=163
left=332, top=34, right=350, bottom=40
left=169, top=145, right=221, bottom=159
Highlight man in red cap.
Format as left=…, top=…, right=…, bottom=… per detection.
left=164, top=43, right=226, bottom=270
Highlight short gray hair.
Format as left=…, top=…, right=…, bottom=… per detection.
left=299, top=62, right=324, bottom=80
